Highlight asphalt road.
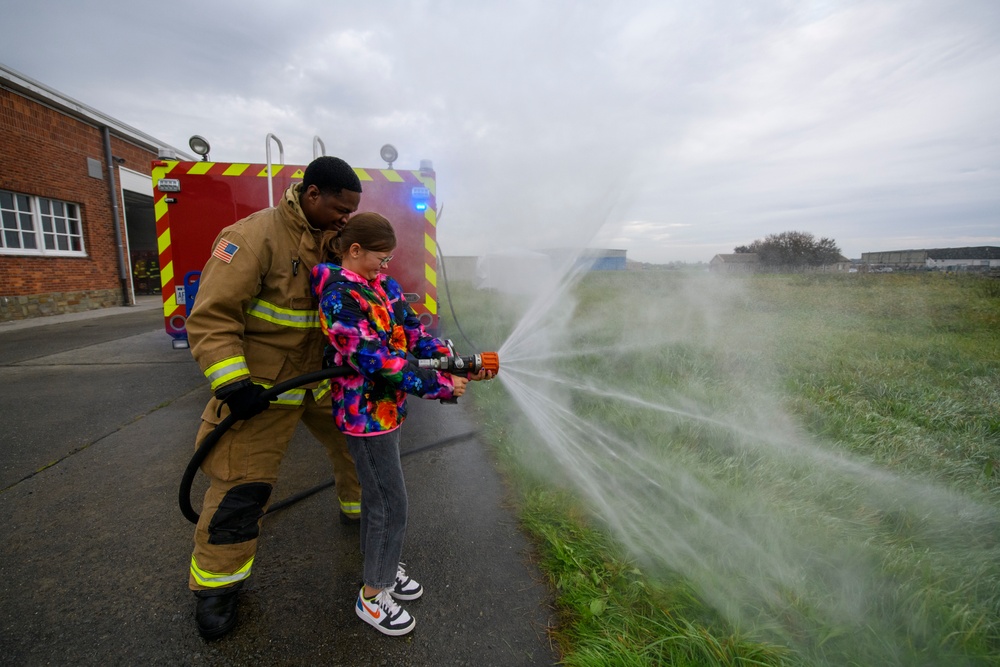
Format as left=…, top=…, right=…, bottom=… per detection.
left=0, top=303, right=556, bottom=666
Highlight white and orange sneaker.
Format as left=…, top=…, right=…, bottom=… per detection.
left=356, top=587, right=416, bottom=636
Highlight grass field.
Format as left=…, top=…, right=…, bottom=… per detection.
left=439, top=270, right=1000, bottom=666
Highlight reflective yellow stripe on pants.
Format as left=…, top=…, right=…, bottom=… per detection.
left=190, top=555, right=254, bottom=588
left=340, top=498, right=361, bottom=517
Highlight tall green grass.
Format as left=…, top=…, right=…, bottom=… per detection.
left=440, top=271, right=1000, bottom=666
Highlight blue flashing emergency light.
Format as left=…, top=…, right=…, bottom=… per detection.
left=411, top=186, right=430, bottom=212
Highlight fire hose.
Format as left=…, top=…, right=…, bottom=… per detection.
left=179, top=352, right=499, bottom=524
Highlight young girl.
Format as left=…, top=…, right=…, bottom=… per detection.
left=311, top=212, right=492, bottom=636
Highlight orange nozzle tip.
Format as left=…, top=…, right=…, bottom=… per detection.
left=480, top=352, right=500, bottom=374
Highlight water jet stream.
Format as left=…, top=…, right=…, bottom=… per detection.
left=480, top=264, right=999, bottom=664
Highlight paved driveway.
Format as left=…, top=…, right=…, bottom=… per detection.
left=0, top=305, right=556, bottom=666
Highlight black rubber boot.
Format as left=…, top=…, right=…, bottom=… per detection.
left=194, top=584, right=241, bottom=640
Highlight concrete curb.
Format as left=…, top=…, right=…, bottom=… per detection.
left=0, top=296, right=161, bottom=332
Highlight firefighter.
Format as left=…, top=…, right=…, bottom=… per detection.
left=184, top=156, right=363, bottom=640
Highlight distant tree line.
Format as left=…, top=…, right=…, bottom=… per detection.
left=735, top=231, right=842, bottom=268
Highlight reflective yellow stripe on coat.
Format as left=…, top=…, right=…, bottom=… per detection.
left=257, top=376, right=331, bottom=407
left=246, top=298, right=321, bottom=328
left=312, top=378, right=331, bottom=401
left=208, top=300, right=326, bottom=405
left=204, top=355, right=250, bottom=391
left=263, top=386, right=308, bottom=406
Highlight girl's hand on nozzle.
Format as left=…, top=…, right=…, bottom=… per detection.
left=450, top=375, right=470, bottom=397
left=469, top=369, right=495, bottom=381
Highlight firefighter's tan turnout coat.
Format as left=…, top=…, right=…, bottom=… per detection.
left=185, top=183, right=360, bottom=591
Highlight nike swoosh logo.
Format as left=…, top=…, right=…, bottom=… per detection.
left=362, top=600, right=381, bottom=619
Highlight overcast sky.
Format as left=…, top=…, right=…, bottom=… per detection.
left=2, top=0, right=998, bottom=262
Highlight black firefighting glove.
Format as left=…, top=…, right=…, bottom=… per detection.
left=215, top=380, right=270, bottom=421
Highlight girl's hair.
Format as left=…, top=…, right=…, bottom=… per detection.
left=330, top=212, right=397, bottom=261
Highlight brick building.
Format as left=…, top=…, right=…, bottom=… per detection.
left=0, top=64, right=191, bottom=322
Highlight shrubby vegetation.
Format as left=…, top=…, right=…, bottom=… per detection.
left=735, top=230, right=843, bottom=268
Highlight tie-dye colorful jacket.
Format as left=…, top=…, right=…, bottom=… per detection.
left=311, top=263, right=457, bottom=435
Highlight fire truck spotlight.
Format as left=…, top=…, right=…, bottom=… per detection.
left=189, top=135, right=211, bottom=161
left=380, top=144, right=398, bottom=168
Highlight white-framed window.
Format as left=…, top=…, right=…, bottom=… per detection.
left=0, top=189, right=86, bottom=257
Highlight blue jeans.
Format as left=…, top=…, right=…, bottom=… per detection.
left=346, top=429, right=407, bottom=590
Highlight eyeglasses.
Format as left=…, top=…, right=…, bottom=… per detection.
left=367, top=250, right=393, bottom=268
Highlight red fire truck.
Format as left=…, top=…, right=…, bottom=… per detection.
left=151, top=140, right=440, bottom=348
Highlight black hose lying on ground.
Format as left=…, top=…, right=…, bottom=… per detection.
left=179, top=366, right=355, bottom=524
left=179, top=366, right=480, bottom=524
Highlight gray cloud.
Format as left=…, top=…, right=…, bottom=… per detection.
left=3, top=0, right=997, bottom=262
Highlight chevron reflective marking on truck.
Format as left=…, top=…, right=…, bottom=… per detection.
left=152, top=160, right=439, bottom=343
left=354, top=168, right=438, bottom=316
left=151, top=160, right=181, bottom=336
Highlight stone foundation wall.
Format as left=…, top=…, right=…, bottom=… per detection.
left=0, top=289, right=125, bottom=322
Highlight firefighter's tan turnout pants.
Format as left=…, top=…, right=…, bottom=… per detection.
left=188, top=390, right=360, bottom=591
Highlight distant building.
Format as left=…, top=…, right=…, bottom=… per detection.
left=440, top=255, right=479, bottom=282
left=578, top=248, right=627, bottom=271
left=476, top=249, right=553, bottom=294
left=709, top=253, right=759, bottom=273
left=470, top=247, right=627, bottom=294
left=1, top=64, right=191, bottom=322
left=822, top=255, right=853, bottom=273
left=535, top=247, right=627, bottom=271
left=861, top=246, right=1000, bottom=272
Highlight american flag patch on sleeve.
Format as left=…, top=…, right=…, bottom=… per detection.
left=212, top=239, right=239, bottom=263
